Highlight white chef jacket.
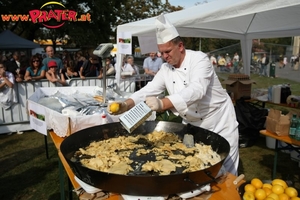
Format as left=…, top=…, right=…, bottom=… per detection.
left=130, top=50, right=239, bottom=175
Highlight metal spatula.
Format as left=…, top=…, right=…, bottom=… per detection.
left=183, top=134, right=194, bottom=148
left=183, top=124, right=195, bottom=148
left=119, top=101, right=153, bottom=133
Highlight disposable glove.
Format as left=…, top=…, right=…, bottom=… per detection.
left=107, top=101, right=128, bottom=115
left=145, top=96, right=163, bottom=112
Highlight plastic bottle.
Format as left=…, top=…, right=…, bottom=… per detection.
left=289, top=114, right=298, bottom=139
left=268, top=86, right=273, bottom=101
left=101, top=111, right=108, bottom=124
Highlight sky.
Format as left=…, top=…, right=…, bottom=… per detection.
left=167, top=0, right=216, bottom=9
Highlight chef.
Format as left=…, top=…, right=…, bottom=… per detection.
left=109, top=14, right=239, bottom=176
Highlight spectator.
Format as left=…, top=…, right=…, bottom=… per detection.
left=19, top=51, right=29, bottom=77
left=218, top=55, right=228, bottom=72
left=126, top=56, right=141, bottom=91
left=225, top=53, right=232, bottom=71
left=75, top=51, right=86, bottom=74
left=260, top=53, right=269, bottom=76
left=42, top=46, right=64, bottom=73
left=290, top=55, right=297, bottom=68
left=45, top=60, right=67, bottom=86
left=119, top=55, right=139, bottom=92
left=232, top=52, right=239, bottom=73
left=282, top=56, right=287, bottom=68
left=1, top=55, right=8, bottom=66
left=79, top=55, right=101, bottom=79
left=62, top=50, right=70, bottom=65
left=143, top=52, right=163, bottom=81
left=6, top=51, right=23, bottom=82
left=294, top=55, right=299, bottom=71
left=0, top=63, right=16, bottom=109
left=24, top=55, right=47, bottom=81
left=210, top=54, right=217, bottom=71
left=61, top=60, right=79, bottom=84
left=99, top=57, right=115, bottom=79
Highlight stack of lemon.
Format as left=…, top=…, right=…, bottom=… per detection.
left=243, top=178, right=299, bottom=200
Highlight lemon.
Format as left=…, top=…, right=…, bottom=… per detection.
left=272, top=185, right=284, bottom=195
left=268, top=193, right=280, bottom=200
left=285, top=187, right=298, bottom=198
left=278, top=193, right=290, bottom=200
left=254, top=188, right=267, bottom=200
left=263, top=187, right=272, bottom=196
left=272, top=179, right=288, bottom=189
left=244, top=183, right=256, bottom=193
left=291, top=197, right=300, bottom=200
left=110, top=102, right=120, bottom=113
left=243, top=191, right=255, bottom=200
left=265, top=197, right=275, bottom=200
left=263, top=183, right=273, bottom=190
left=251, top=178, right=263, bottom=189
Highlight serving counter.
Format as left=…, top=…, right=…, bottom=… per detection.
left=49, top=131, right=245, bottom=200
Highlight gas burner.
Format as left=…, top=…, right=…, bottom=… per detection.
left=122, top=194, right=165, bottom=200
left=177, top=184, right=211, bottom=200
left=121, top=184, right=211, bottom=200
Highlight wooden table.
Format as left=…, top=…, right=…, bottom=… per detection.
left=49, top=131, right=245, bottom=200
left=260, top=130, right=300, bottom=179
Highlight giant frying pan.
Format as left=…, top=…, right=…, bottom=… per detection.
left=60, top=121, right=230, bottom=196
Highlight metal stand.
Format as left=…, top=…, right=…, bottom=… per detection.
left=44, top=134, right=49, bottom=159
left=102, top=59, right=107, bottom=104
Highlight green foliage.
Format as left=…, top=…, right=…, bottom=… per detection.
left=252, top=38, right=292, bottom=56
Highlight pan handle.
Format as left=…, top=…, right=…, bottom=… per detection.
left=184, top=170, right=219, bottom=187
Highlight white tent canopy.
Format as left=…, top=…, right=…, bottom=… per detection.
left=117, top=0, right=300, bottom=75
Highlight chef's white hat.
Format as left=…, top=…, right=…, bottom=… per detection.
left=155, top=13, right=179, bottom=44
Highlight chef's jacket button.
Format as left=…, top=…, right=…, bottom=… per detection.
left=184, top=68, right=186, bottom=70
left=173, top=81, right=175, bottom=83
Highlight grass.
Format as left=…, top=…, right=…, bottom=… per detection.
left=0, top=72, right=300, bottom=200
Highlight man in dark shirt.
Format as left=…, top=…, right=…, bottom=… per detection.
left=79, top=55, right=102, bottom=79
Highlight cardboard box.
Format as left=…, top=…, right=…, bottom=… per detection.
left=27, top=86, right=132, bottom=137
left=266, top=109, right=290, bottom=136
left=222, top=74, right=255, bottom=100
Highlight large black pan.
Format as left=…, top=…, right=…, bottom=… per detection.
left=60, top=121, right=230, bottom=196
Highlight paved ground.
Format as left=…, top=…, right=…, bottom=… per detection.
left=272, top=63, right=300, bottom=83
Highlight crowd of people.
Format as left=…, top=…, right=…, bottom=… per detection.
left=0, top=46, right=120, bottom=86
left=208, top=52, right=241, bottom=74
left=0, top=46, right=167, bottom=108
left=0, top=46, right=119, bottom=109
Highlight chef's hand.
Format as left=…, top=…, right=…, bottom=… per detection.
left=107, top=101, right=128, bottom=115
left=145, top=97, right=163, bottom=112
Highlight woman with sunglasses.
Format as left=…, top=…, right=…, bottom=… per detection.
left=24, top=55, right=47, bottom=81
